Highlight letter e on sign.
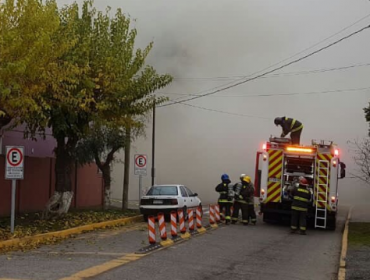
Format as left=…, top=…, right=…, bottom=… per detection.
left=134, top=154, right=147, bottom=176
left=5, top=146, right=25, bottom=180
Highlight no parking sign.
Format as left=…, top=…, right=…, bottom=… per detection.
left=134, top=154, right=147, bottom=176
left=5, top=146, right=24, bottom=180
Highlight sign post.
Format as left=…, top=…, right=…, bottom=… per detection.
left=134, top=154, right=147, bottom=203
left=5, top=146, right=24, bottom=233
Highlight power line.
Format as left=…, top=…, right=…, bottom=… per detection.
left=177, top=86, right=370, bottom=118
left=240, top=12, right=370, bottom=78
left=160, top=85, right=370, bottom=98
left=159, top=24, right=370, bottom=107
left=195, top=86, right=370, bottom=98
left=170, top=62, right=370, bottom=82
left=180, top=103, right=271, bottom=120
left=160, top=12, right=370, bottom=102
left=161, top=62, right=370, bottom=97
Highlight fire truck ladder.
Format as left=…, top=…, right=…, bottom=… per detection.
left=315, top=160, right=329, bottom=229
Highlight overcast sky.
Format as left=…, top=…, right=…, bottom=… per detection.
left=59, top=0, right=370, bottom=205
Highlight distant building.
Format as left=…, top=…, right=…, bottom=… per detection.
left=0, top=124, right=56, bottom=157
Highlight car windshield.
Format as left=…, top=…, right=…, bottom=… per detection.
left=146, top=186, right=178, bottom=196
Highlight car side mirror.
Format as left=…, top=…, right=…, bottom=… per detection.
left=340, top=168, right=346, bottom=179
left=193, top=193, right=198, bottom=197
left=339, top=162, right=346, bottom=179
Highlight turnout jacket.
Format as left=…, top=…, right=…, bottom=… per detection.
left=240, top=182, right=255, bottom=204
left=291, top=185, right=311, bottom=212
left=280, top=117, right=303, bottom=137
left=216, top=180, right=233, bottom=203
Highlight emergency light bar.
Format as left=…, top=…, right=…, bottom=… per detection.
left=286, top=147, right=314, bottom=153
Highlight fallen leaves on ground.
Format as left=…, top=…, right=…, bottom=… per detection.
left=0, top=209, right=138, bottom=242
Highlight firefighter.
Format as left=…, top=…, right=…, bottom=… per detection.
left=241, top=176, right=257, bottom=225
left=290, top=176, right=311, bottom=235
left=215, top=174, right=233, bottom=225
left=231, top=174, right=245, bottom=224
left=274, top=117, right=303, bottom=145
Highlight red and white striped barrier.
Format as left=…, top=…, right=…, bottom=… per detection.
left=148, top=215, right=156, bottom=244
left=215, top=205, right=220, bottom=223
left=158, top=213, right=167, bottom=240
left=178, top=209, right=186, bottom=234
left=170, top=211, right=178, bottom=237
left=221, top=208, right=225, bottom=221
left=209, top=204, right=215, bottom=224
left=188, top=208, right=195, bottom=231
left=196, top=206, right=202, bottom=228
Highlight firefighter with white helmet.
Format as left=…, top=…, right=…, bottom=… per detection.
left=290, top=176, right=311, bottom=235
left=231, top=174, right=246, bottom=224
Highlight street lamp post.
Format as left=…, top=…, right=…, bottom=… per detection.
left=151, top=103, right=155, bottom=186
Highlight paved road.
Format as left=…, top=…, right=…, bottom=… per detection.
left=0, top=205, right=348, bottom=280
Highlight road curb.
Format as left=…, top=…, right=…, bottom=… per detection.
left=338, top=207, right=352, bottom=280
left=0, top=215, right=143, bottom=252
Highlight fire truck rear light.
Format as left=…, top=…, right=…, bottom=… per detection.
left=334, top=149, right=339, bottom=156
left=331, top=196, right=336, bottom=203
left=263, top=154, right=267, bottom=161
left=286, top=147, right=313, bottom=153
left=333, top=160, right=337, bottom=167
left=261, top=189, right=265, bottom=195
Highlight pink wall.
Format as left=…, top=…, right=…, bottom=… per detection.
left=0, top=156, right=103, bottom=217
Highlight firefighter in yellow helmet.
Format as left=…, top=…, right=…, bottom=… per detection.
left=240, top=176, right=257, bottom=225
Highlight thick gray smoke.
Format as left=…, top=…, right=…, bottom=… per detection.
left=58, top=0, right=370, bottom=206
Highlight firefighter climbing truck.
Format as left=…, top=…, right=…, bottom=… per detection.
left=254, top=137, right=346, bottom=230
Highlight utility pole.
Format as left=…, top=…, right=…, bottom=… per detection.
left=151, top=103, right=156, bottom=186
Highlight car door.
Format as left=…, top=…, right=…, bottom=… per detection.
left=184, top=186, right=198, bottom=208
left=179, top=186, right=189, bottom=208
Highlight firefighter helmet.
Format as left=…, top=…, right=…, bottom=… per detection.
left=221, top=174, right=230, bottom=181
left=242, top=176, right=251, bottom=184
left=299, top=176, right=309, bottom=186
left=240, top=174, right=246, bottom=180
left=274, top=117, right=283, bottom=126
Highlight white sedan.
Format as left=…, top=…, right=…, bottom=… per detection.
left=139, top=184, right=202, bottom=221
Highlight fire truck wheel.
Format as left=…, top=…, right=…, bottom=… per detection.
left=326, top=215, right=336, bottom=231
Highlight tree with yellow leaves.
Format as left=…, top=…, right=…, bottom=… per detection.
left=0, top=0, right=172, bottom=215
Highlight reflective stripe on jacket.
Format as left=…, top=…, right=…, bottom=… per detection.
left=281, top=117, right=303, bottom=136
left=216, top=182, right=233, bottom=203
left=291, top=186, right=311, bottom=212
left=240, top=183, right=255, bottom=204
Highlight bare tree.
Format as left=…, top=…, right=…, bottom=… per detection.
left=348, top=138, right=370, bottom=185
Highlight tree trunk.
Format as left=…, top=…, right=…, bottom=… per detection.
left=122, top=127, right=131, bottom=210
left=43, top=136, right=74, bottom=218
left=102, top=164, right=112, bottom=210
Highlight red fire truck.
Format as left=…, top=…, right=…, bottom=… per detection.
left=254, top=137, right=346, bottom=230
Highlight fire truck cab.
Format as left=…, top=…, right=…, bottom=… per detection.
left=254, top=137, right=346, bottom=230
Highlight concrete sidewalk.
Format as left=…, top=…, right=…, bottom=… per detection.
left=346, top=204, right=370, bottom=280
